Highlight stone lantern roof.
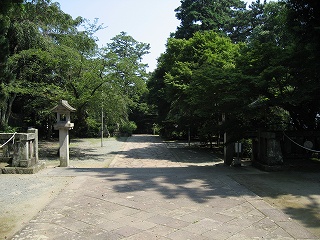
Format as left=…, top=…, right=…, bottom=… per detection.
left=51, top=100, right=76, bottom=114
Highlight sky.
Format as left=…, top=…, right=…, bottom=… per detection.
left=56, top=0, right=256, bottom=72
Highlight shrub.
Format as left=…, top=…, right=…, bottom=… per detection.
left=120, top=121, right=137, bottom=136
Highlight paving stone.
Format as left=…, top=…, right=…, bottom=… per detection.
left=202, top=224, right=244, bottom=239
left=147, top=215, right=190, bottom=229
left=110, top=225, right=142, bottom=237
left=261, top=208, right=293, bottom=222
left=95, top=220, right=127, bottom=232
left=8, top=135, right=320, bottom=240
left=127, top=230, right=169, bottom=240
left=277, top=221, right=319, bottom=239
left=180, top=218, right=221, bottom=235
left=146, top=224, right=177, bottom=237
left=166, top=228, right=210, bottom=240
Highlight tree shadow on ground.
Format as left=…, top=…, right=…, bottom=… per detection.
left=170, top=148, right=223, bottom=164
left=61, top=165, right=320, bottom=235
left=41, top=134, right=320, bottom=235
left=109, top=145, right=222, bottom=164
left=109, top=148, right=222, bottom=164
left=39, top=140, right=101, bottom=161
left=64, top=166, right=253, bottom=203
left=39, top=137, right=127, bottom=162
left=231, top=171, right=320, bottom=232
left=124, top=134, right=161, bottom=143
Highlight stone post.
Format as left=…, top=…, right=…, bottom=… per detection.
left=12, top=138, right=28, bottom=167
left=58, top=127, right=69, bottom=167
left=224, top=132, right=234, bottom=165
left=12, top=134, right=29, bottom=167
left=28, top=128, right=38, bottom=164
left=222, top=113, right=234, bottom=166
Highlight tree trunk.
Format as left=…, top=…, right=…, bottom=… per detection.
left=0, top=93, right=16, bottom=130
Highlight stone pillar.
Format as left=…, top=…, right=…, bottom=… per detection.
left=2, top=144, right=10, bottom=160
left=59, top=128, right=69, bottom=167
left=224, top=132, right=234, bottom=166
left=266, top=137, right=283, bottom=165
left=258, top=132, right=283, bottom=167
left=20, top=141, right=29, bottom=167
left=12, top=135, right=29, bottom=167
left=28, top=128, right=38, bottom=164
left=233, top=142, right=242, bottom=167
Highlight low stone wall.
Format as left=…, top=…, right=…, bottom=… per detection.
left=0, top=128, right=43, bottom=173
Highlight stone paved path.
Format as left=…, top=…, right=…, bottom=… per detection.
left=9, top=135, right=320, bottom=239
left=110, top=135, right=221, bottom=168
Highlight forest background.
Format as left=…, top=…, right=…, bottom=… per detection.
left=0, top=0, right=319, bottom=141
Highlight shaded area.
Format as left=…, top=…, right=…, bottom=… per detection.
left=110, top=135, right=222, bottom=165
left=169, top=148, right=222, bottom=164
left=122, top=134, right=160, bottom=143
left=60, top=166, right=255, bottom=204
left=108, top=147, right=223, bottom=166
left=39, top=137, right=127, bottom=165
left=38, top=134, right=320, bottom=237
left=55, top=163, right=320, bottom=237
left=231, top=172, right=320, bottom=236
left=282, top=157, right=320, bottom=172
left=13, top=165, right=318, bottom=240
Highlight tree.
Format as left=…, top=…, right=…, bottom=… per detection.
left=235, top=1, right=293, bottom=131
left=147, top=57, right=172, bottom=131
left=174, top=0, right=248, bottom=41
left=238, top=0, right=320, bottom=130
left=4, top=0, right=91, bottom=135
left=148, top=31, right=243, bottom=139
left=1, top=0, right=152, bottom=137
left=0, top=0, right=83, bottom=131
left=0, top=0, right=23, bottom=130
left=2, top=0, right=104, bottom=136
left=283, top=0, right=320, bottom=130
left=101, top=32, right=150, bottom=132
left=150, top=0, right=320, bottom=142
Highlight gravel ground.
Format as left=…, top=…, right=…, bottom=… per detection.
left=0, top=175, right=72, bottom=239
left=0, top=137, right=127, bottom=239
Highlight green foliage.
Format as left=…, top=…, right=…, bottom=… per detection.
left=283, top=0, right=320, bottom=130
left=120, top=121, right=137, bottom=136
left=237, top=0, right=320, bottom=131
left=149, top=0, right=320, bottom=141
left=85, top=117, right=101, bottom=137
left=2, top=0, right=320, bottom=139
left=0, top=0, right=23, bottom=130
left=98, top=32, right=150, bottom=134
left=152, top=123, right=161, bottom=135
left=0, top=0, right=151, bottom=137
left=174, top=0, right=248, bottom=41
left=148, top=31, right=243, bottom=139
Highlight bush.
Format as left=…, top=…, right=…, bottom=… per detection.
left=0, top=125, right=20, bottom=133
left=120, top=121, right=137, bottom=136
left=85, top=117, right=100, bottom=137
left=241, top=139, right=252, bottom=158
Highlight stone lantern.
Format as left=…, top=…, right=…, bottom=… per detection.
left=52, top=100, right=76, bottom=167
